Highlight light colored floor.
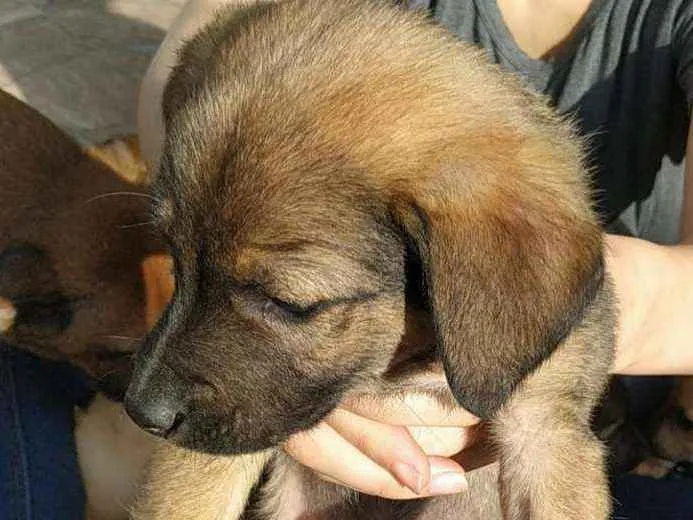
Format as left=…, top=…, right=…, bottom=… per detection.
left=0, top=0, right=184, bottom=144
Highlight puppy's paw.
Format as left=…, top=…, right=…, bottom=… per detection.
left=631, top=457, right=675, bottom=479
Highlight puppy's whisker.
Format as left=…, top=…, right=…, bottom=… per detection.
left=119, top=220, right=156, bottom=229
left=101, top=335, right=140, bottom=343
left=81, top=191, right=159, bottom=207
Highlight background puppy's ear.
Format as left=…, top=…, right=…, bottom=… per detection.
left=393, top=164, right=604, bottom=419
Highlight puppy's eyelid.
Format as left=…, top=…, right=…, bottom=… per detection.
left=241, top=282, right=381, bottom=321
left=240, top=283, right=312, bottom=314
left=265, top=295, right=317, bottom=318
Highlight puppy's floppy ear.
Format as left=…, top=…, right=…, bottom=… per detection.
left=392, top=163, right=604, bottom=419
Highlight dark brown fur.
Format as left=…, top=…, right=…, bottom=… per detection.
left=125, top=1, right=615, bottom=518
left=0, top=90, right=162, bottom=398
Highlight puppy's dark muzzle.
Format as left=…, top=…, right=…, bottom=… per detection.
left=124, top=358, right=190, bottom=439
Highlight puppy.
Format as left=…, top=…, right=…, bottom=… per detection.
left=0, top=89, right=169, bottom=518
left=0, top=90, right=162, bottom=398
left=124, top=1, right=615, bottom=518
left=593, top=378, right=654, bottom=476
left=629, top=376, right=693, bottom=479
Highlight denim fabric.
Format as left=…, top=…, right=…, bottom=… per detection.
left=612, top=473, right=693, bottom=520
left=0, top=345, right=92, bottom=520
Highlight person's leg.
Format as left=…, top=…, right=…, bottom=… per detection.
left=612, top=472, right=693, bottom=520
left=0, top=344, right=92, bottom=520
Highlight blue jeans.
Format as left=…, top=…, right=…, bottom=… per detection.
left=0, top=345, right=91, bottom=520
left=612, top=473, right=693, bottom=520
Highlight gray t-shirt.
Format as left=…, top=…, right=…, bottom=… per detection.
left=411, top=0, right=693, bottom=243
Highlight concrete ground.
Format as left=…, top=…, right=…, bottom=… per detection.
left=0, top=0, right=184, bottom=144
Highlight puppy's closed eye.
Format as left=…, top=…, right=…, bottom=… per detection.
left=249, top=288, right=325, bottom=322
left=240, top=283, right=380, bottom=323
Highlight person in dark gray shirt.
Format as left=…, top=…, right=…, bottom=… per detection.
left=136, top=0, right=693, bottom=515
left=425, top=0, right=692, bottom=242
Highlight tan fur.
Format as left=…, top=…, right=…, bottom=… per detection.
left=127, top=1, right=615, bottom=519
left=494, top=284, right=613, bottom=519
left=132, top=448, right=272, bottom=520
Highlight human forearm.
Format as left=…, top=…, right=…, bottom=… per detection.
left=608, top=234, right=693, bottom=374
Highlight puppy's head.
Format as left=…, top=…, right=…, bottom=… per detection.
left=125, top=0, right=604, bottom=454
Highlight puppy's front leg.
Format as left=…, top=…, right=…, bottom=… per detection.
left=132, top=444, right=273, bottom=520
left=494, top=290, right=613, bottom=520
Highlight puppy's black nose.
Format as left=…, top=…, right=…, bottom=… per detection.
left=124, top=359, right=188, bottom=439
left=125, top=396, right=184, bottom=438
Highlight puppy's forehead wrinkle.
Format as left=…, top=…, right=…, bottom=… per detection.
left=231, top=237, right=404, bottom=302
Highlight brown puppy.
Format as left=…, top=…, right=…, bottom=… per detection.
left=0, top=90, right=163, bottom=397
left=645, top=376, right=693, bottom=476
left=0, top=89, right=175, bottom=519
left=125, top=1, right=615, bottom=518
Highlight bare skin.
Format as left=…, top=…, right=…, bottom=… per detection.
left=137, top=0, right=693, bottom=500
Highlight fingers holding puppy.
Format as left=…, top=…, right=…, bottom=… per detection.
left=284, top=394, right=482, bottom=500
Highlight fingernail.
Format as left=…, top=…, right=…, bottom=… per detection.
left=429, top=471, right=468, bottom=495
left=392, top=461, right=425, bottom=494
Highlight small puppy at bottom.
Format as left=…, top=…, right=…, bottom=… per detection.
left=629, top=376, right=693, bottom=479
left=654, top=377, right=693, bottom=464
left=124, top=1, right=615, bottom=519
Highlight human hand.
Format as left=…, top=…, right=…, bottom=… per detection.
left=284, top=393, right=488, bottom=499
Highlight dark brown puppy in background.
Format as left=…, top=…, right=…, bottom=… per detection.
left=0, top=90, right=161, bottom=397
left=0, top=89, right=166, bottom=519
left=125, top=0, right=615, bottom=518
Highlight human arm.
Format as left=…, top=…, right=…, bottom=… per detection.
left=608, top=118, right=693, bottom=375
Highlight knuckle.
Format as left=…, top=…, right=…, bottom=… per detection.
left=391, top=425, right=415, bottom=445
